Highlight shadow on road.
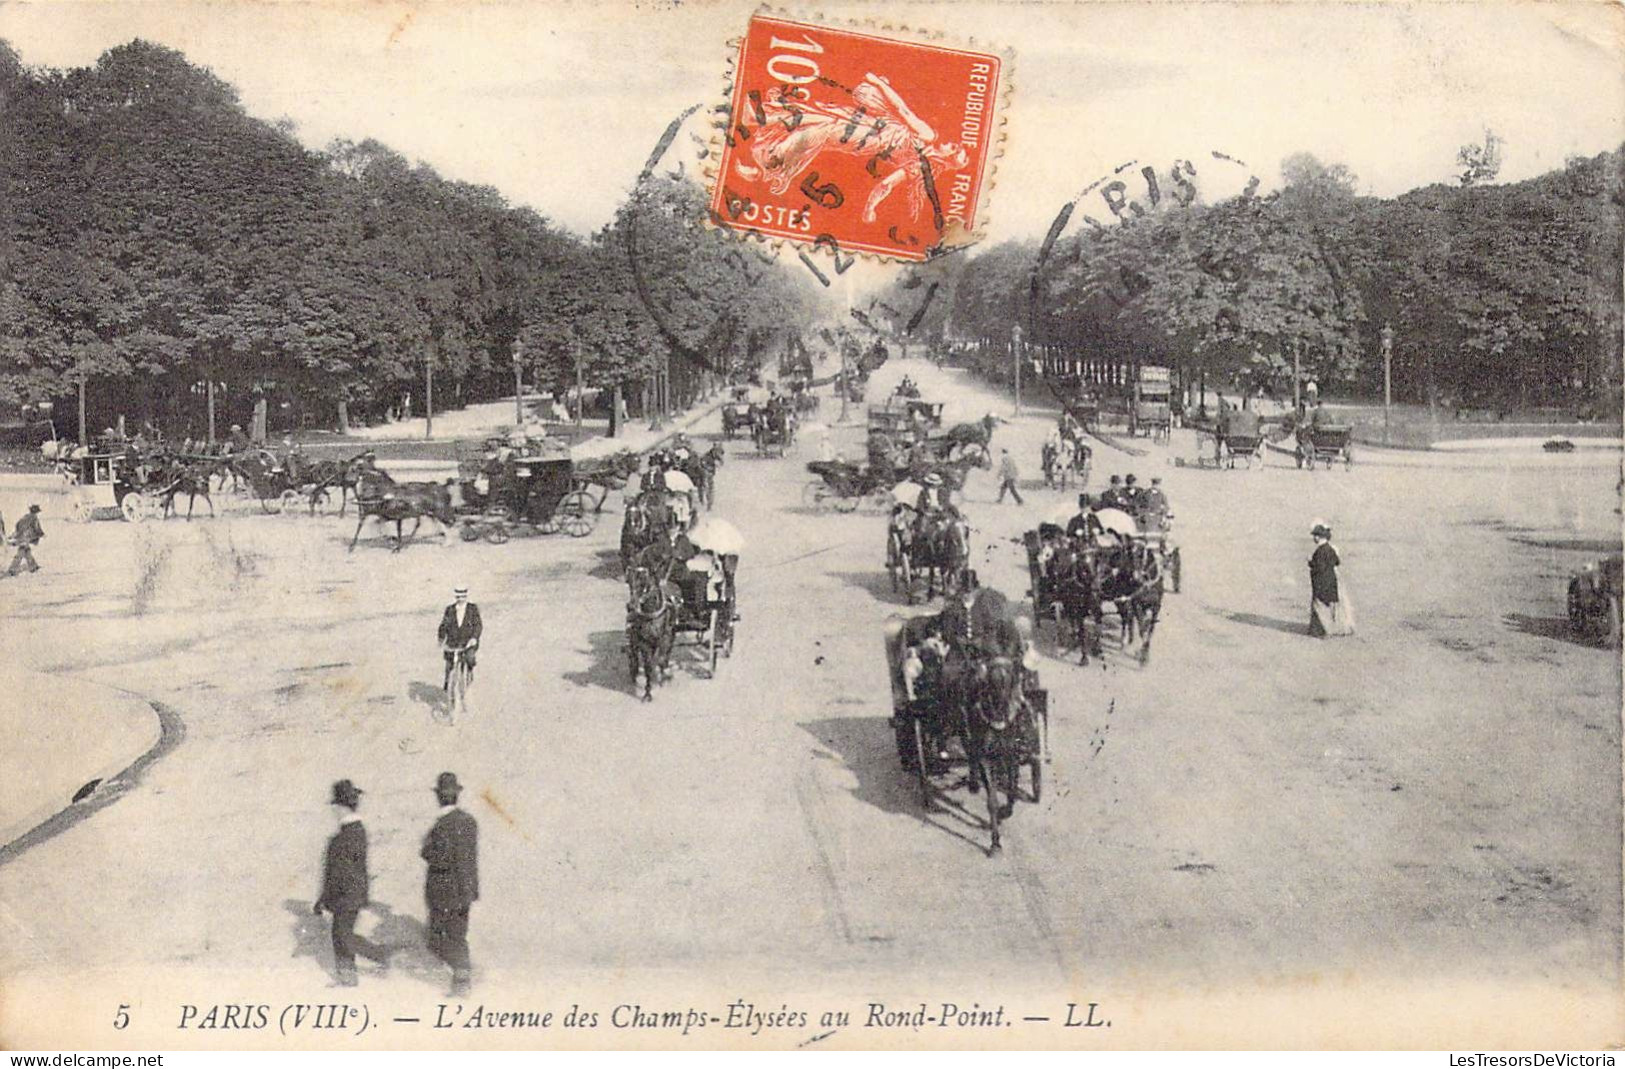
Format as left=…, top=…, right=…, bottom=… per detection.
left=1503, top=612, right=1598, bottom=647
left=562, top=629, right=634, bottom=698
left=407, top=680, right=450, bottom=716
left=1509, top=535, right=1622, bottom=555
left=828, top=570, right=908, bottom=605
left=283, top=899, right=447, bottom=989
left=586, top=549, right=624, bottom=583
left=1217, top=609, right=1307, bottom=636
left=799, top=716, right=992, bottom=854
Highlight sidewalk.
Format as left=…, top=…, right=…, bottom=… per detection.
left=1, top=671, right=162, bottom=849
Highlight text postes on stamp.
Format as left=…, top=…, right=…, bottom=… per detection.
left=711, top=14, right=1004, bottom=263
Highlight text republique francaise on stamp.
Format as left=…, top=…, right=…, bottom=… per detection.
left=710, top=14, right=1005, bottom=263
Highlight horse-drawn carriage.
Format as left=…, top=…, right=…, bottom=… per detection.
left=883, top=592, right=1049, bottom=855
left=1025, top=504, right=1172, bottom=665
left=752, top=401, right=796, bottom=457
left=885, top=484, right=971, bottom=604
left=454, top=442, right=596, bottom=543
left=721, top=400, right=757, bottom=439
left=624, top=519, right=743, bottom=699
left=56, top=450, right=153, bottom=522
left=55, top=445, right=225, bottom=522
left=803, top=460, right=893, bottom=513
left=1296, top=422, right=1354, bottom=469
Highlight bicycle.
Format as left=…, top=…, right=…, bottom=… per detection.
left=443, top=643, right=474, bottom=724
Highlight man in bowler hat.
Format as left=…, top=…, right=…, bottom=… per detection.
left=422, top=772, right=479, bottom=995
left=313, top=779, right=391, bottom=985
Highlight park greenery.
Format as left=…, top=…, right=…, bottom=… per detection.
left=0, top=40, right=819, bottom=437
left=880, top=145, right=1623, bottom=414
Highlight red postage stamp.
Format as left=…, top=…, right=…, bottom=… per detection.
left=710, top=14, right=1005, bottom=263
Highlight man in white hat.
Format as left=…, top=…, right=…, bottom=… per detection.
left=437, top=586, right=483, bottom=691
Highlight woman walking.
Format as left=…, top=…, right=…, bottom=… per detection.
left=1308, top=521, right=1354, bottom=637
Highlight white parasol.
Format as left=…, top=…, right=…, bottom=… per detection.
left=1095, top=507, right=1138, bottom=537
left=890, top=480, right=923, bottom=506
left=663, top=469, right=695, bottom=493
left=689, top=516, right=745, bottom=555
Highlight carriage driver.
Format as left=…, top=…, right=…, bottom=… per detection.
left=1067, top=493, right=1106, bottom=543
left=438, top=586, right=483, bottom=691
left=914, top=472, right=953, bottom=517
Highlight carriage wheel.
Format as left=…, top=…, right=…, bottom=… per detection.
left=912, top=718, right=934, bottom=810
left=121, top=492, right=148, bottom=523
left=258, top=489, right=283, bottom=514
left=1169, top=548, right=1182, bottom=594
left=721, top=611, right=736, bottom=658
left=560, top=491, right=595, bottom=537
left=801, top=480, right=828, bottom=511
left=484, top=523, right=511, bottom=545
left=279, top=489, right=304, bottom=513
left=1027, top=753, right=1043, bottom=804
left=1343, top=447, right=1354, bottom=470
left=70, top=499, right=93, bottom=524
left=460, top=521, right=482, bottom=543
left=833, top=492, right=860, bottom=513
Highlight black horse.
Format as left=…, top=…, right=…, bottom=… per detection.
left=157, top=458, right=216, bottom=521
left=959, top=647, right=1036, bottom=856
left=626, top=562, right=679, bottom=701
left=348, top=470, right=456, bottom=553
left=620, top=490, right=675, bottom=571
left=681, top=444, right=726, bottom=510
left=1050, top=540, right=1105, bottom=665
left=1097, top=541, right=1163, bottom=663
left=908, top=511, right=969, bottom=603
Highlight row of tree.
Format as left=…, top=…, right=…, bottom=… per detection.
left=876, top=147, right=1624, bottom=412
left=0, top=40, right=821, bottom=438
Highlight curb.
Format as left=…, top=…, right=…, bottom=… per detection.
left=0, top=673, right=163, bottom=851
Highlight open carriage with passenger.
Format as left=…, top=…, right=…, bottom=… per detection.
left=1025, top=500, right=1173, bottom=666
left=882, top=586, right=1049, bottom=855
left=623, top=518, right=742, bottom=700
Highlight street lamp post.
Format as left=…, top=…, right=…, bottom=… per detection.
left=1011, top=325, right=1023, bottom=417
left=511, top=339, right=525, bottom=428
left=77, top=370, right=87, bottom=447
left=1381, top=322, right=1394, bottom=440
left=425, top=354, right=434, bottom=441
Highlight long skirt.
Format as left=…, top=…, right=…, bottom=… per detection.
left=1309, top=596, right=1355, bottom=637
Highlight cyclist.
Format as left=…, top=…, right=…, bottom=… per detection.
left=438, top=585, right=483, bottom=693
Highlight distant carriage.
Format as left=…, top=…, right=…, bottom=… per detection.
left=721, top=400, right=758, bottom=439
left=1295, top=423, right=1354, bottom=470
left=752, top=402, right=796, bottom=457
left=803, top=460, right=893, bottom=513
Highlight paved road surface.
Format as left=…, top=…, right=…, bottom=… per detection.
left=0, top=359, right=1618, bottom=1048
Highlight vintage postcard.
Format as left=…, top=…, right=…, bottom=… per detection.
left=0, top=0, right=1621, bottom=1052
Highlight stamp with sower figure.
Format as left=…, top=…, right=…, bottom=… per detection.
left=711, top=14, right=1005, bottom=263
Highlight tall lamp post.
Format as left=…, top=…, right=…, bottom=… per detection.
left=1011, top=324, right=1023, bottom=417
left=511, top=338, right=525, bottom=427
left=77, top=369, right=88, bottom=447
left=1380, top=322, right=1394, bottom=440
